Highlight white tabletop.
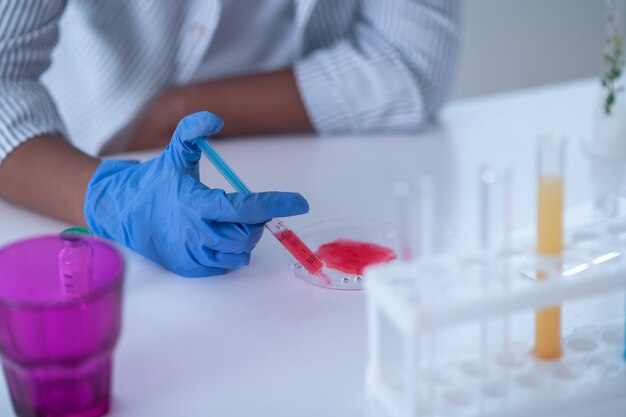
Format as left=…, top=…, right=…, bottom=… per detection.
left=0, top=78, right=623, bottom=416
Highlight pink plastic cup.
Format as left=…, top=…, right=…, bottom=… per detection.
left=0, top=234, right=124, bottom=417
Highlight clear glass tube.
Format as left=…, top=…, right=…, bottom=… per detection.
left=394, top=175, right=436, bottom=384
left=534, top=135, right=566, bottom=360
left=394, top=175, right=433, bottom=261
left=478, top=164, right=514, bottom=375
left=537, top=135, right=565, bottom=180
left=479, top=165, right=513, bottom=255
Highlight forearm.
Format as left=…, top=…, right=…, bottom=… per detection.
left=180, top=69, right=313, bottom=136
left=114, top=69, right=314, bottom=153
left=0, top=136, right=100, bottom=226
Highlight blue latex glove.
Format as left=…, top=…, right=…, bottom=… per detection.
left=84, top=111, right=309, bottom=277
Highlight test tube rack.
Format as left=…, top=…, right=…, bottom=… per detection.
left=365, top=215, right=626, bottom=417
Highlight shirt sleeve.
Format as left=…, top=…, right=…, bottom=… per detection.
left=0, top=1, right=67, bottom=164
left=294, top=0, right=462, bottom=134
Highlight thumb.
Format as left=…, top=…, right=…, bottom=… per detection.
left=165, top=111, right=224, bottom=169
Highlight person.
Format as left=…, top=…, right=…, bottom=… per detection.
left=0, top=1, right=461, bottom=277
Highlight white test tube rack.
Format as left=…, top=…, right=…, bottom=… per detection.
left=365, top=215, right=626, bottom=417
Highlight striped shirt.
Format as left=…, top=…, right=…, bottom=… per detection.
left=0, top=0, right=461, bottom=161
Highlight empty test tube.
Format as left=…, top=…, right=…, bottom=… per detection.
left=393, top=175, right=433, bottom=261
left=479, top=165, right=513, bottom=256
left=479, top=165, right=514, bottom=371
left=534, top=135, right=565, bottom=360
left=394, top=174, right=438, bottom=400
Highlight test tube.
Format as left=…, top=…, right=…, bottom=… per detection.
left=58, top=228, right=93, bottom=297
left=479, top=165, right=513, bottom=256
left=534, top=135, right=565, bottom=360
left=395, top=174, right=437, bottom=402
left=393, top=175, right=433, bottom=261
left=479, top=165, right=514, bottom=373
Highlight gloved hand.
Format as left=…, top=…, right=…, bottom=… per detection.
left=84, top=111, right=309, bottom=277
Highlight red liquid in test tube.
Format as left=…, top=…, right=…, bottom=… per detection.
left=266, top=218, right=326, bottom=277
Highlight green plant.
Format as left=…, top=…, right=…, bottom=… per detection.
left=602, top=31, right=625, bottom=115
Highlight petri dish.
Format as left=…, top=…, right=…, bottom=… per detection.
left=286, top=219, right=401, bottom=290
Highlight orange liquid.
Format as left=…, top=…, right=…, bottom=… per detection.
left=535, top=303, right=562, bottom=360
left=536, top=177, right=563, bottom=255
left=534, top=177, right=563, bottom=360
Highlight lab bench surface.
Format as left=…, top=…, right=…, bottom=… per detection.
left=0, top=78, right=624, bottom=416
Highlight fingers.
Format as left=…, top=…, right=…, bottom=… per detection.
left=197, top=189, right=309, bottom=223
left=175, top=264, right=229, bottom=278
left=199, top=222, right=264, bottom=254
left=197, top=248, right=253, bottom=270
left=167, top=242, right=254, bottom=278
left=159, top=178, right=308, bottom=277
left=167, top=222, right=262, bottom=277
left=165, top=111, right=224, bottom=170
left=145, top=242, right=230, bottom=278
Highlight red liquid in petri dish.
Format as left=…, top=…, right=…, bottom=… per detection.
left=315, top=239, right=397, bottom=276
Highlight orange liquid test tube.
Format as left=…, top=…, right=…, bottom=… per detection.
left=534, top=136, right=565, bottom=360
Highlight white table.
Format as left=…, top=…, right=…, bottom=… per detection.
left=0, top=78, right=623, bottom=416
